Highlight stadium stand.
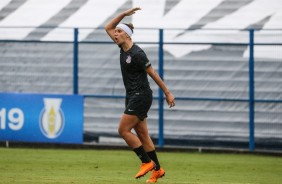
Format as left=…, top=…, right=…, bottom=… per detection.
left=0, top=0, right=281, bottom=149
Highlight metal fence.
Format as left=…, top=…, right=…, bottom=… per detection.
left=1, top=27, right=282, bottom=151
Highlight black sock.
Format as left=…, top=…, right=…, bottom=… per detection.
left=133, top=146, right=151, bottom=163
left=147, top=150, right=160, bottom=170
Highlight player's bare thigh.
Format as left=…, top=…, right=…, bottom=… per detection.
left=118, top=113, right=140, bottom=135
left=118, top=114, right=143, bottom=148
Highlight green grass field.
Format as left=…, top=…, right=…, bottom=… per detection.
left=0, top=148, right=281, bottom=184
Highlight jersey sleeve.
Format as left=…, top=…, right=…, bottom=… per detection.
left=137, top=51, right=151, bottom=70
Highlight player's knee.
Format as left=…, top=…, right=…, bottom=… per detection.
left=118, top=127, right=128, bottom=138
left=118, top=127, right=123, bottom=137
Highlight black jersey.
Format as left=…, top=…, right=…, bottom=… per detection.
left=120, top=44, right=152, bottom=96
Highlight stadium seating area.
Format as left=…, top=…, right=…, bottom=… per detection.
left=0, top=0, right=281, bottom=148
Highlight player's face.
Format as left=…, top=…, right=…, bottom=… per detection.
left=114, top=28, right=129, bottom=47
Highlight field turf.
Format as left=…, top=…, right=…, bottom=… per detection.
left=0, top=148, right=281, bottom=184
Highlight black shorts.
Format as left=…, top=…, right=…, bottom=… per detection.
left=124, top=93, right=152, bottom=121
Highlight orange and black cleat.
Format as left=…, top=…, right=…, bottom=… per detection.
left=135, top=160, right=155, bottom=179
left=146, top=167, right=165, bottom=183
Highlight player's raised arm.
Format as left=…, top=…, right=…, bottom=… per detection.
left=104, top=7, right=141, bottom=42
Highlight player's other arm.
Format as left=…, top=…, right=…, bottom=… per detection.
left=146, top=66, right=175, bottom=108
left=105, top=7, right=141, bottom=42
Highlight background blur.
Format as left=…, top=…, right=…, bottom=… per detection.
left=0, top=0, right=281, bottom=151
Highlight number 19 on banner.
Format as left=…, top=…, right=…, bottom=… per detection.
left=0, top=108, right=24, bottom=130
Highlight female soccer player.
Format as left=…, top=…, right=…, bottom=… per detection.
left=105, top=7, right=175, bottom=183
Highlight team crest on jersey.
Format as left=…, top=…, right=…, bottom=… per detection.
left=126, top=55, right=131, bottom=63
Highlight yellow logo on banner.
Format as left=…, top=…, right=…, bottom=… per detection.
left=39, top=98, right=64, bottom=139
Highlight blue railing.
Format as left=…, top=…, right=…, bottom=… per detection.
left=248, top=29, right=255, bottom=151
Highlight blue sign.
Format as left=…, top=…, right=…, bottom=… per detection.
left=0, top=93, right=83, bottom=144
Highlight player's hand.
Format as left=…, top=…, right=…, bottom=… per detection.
left=166, top=93, right=175, bottom=108
left=124, top=7, right=141, bottom=16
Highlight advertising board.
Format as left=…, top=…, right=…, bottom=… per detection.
left=0, top=93, right=83, bottom=144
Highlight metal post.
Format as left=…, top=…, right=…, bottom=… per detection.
left=249, top=29, right=255, bottom=151
left=158, top=29, right=164, bottom=147
left=73, top=28, right=79, bottom=94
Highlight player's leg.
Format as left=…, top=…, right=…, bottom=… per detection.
left=118, top=114, right=155, bottom=178
left=134, top=118, right=155, bottom=152
left=118, top=113, right=141, bottom=148
left=134, top=119, right=160, bottom=168
left=134, top=119, right=165, bottom=183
